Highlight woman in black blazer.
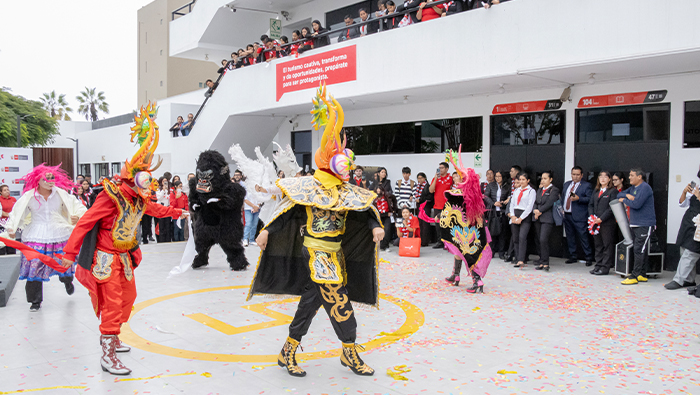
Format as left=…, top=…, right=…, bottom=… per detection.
left=588, top=171, right=619, bottom=275
left=533, top=171, right=560, bottom=271
left=483, top=171, right=510, bottom=259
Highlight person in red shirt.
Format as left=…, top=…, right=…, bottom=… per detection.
left=350, top=166, right=368, bottom=189
left=429, top=161, right=453, bottom=248
left=393, top=207, right=420, bottom=246
left=60, top=107, right=186, bottom=376
left=0, top=184, right=17, bottom=254
left=169, top=181, right=188, bottom=241
left=417, top=0, right=446, bottom=21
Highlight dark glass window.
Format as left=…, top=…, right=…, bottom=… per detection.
left=291, top=131, right=313, bottom=172
left=684, top=101, right=700, bottom=148
left=491, top=111, right=565, bottom=145
left=79, top=164, right=91, bottom=177
left=344, top=116, right=482, bottom=155
left=94, top=163, right=109, bottom=178
left=577, top=104, right=669, bottom=143
left=111, top=162, right=121, bottom=177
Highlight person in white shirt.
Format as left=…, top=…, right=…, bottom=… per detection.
left=156, top=177, right=172, bottom=243
left=507, top=172, right=536, bottom=268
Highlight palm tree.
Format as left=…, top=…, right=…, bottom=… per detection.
left=76, top=87, right=109, bottom=121
left=40, top=90, right=73, bottom=120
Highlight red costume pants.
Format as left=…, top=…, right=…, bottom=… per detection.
left=92, top=256, right=137, bottom=335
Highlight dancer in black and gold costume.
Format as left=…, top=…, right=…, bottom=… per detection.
left=249, top=84, right=384, bottom=377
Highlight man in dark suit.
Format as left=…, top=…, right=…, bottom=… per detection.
left=338, top=15, right=360, bottom=41
left=533, top=171, right=560, bottom=270
left=560, top=166, right=594, bottom=265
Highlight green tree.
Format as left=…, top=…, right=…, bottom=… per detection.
left=76, top=87, right=109, bottom=121
left=40, top=90, right=73, bottom=120
left=0, top=88, right=59, bottom=147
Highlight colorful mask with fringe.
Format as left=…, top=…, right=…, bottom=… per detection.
left=310, top=83, right=356, bottom=183
left=122, top=102, right=162, bottom=198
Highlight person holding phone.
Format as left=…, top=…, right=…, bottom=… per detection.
left=428, top=162, right=453, bottom=249
left=665, top=167, right=700, bottom=290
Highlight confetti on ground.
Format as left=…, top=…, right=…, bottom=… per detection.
left=0, top=386, right=87, bottom=394
left=116, top=371, right=209, bottom=382
left=497, top=370, right=518, bottom=375
left=387, top=365, right=411, bottom=380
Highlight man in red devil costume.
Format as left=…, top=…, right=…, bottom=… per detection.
left=60, top=104, right=186, bottom=375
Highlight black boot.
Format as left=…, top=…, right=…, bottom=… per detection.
left=278, top=337, right=306, bottom=377
left=466, top=272, right=484, bottom=294
left=445, top=258, right=462, bottom=284
left=340, top=343, right=374, bottom=376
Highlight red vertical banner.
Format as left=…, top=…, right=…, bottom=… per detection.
left=276, top=45, right=357, bottom=101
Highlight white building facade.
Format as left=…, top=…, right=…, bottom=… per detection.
left=54, top=0, right=700, bottom=268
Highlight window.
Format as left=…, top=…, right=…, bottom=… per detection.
left=291, top=131, right=312, bottom=172
left=344, top=116, right=482, bottom=155
left=577, top=104, right=669, bottom=143
left=79, top=164, right=91, bottom=178
left=111, top=162, right=122, bottom=176
left=684, top=101, right=700, bottom=148
left=491, top=111, right=565, bottom=145
left=94, top=163, right=109, bottom=178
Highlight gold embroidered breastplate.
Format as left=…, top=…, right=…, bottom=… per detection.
left=103, top=181, right=146, bottom=250
left=306, top=206, right=347, bottom=238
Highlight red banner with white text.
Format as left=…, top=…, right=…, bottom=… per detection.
left=276, top=45, right=356, bottom=101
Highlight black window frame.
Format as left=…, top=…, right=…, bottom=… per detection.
left=79, top=164, right=91, bottom=178
left=291, top=130, right=313, bottom=172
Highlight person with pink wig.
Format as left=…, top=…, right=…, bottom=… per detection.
left=419, top=148, right=493, bottom=293
left=0, top=164, right=87, bottom=311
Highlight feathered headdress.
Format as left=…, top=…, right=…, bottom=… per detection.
left=310, top=83, right=355, bottom=182
left=121, top=103, right=162, bottom=184
left=446, top=145, right=485, bottom=226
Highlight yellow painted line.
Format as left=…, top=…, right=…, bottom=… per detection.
left=0, top=386, right=87, bottom=394
left=116, top=371, right=210, bottom=382
left=120, top=286, right=424, bottom=363
left=186, top=299, right=295, bottom=335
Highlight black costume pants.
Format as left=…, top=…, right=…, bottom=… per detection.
left=289, top=248, right=357, bottom=344
left=631, top=226, right=653, bottom=278
left=141, top=215, right=153, bottom=242
left=26, top=276, right=73, bottom=304
left=593, top=221, right=616, bottom=271
left=534, top=221, right=553, bottom=264
left=289, top=280, right=357, bottom=343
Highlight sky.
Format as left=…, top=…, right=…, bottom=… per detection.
left=0, top=0, right=154, bottom=119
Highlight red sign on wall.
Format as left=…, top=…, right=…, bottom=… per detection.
left=578, top=90, right=667, bottom=108
left=276, top=45, right=357, bottom=101
left=492, top=100, right=562, bottom=114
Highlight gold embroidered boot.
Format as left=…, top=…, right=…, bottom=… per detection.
left=278, top=337, right=306, bottom=377
left=340, top=343, right=374, bottom=376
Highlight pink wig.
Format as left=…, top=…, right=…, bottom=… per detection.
left=21, top=163, right=76, bottom=195
left=446, top=147, right=485, bottom=225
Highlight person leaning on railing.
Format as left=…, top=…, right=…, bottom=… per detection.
left=417, top=0, right=447, bottom=21
left=297, top=27, right=315, bottom=53
left=311, top=20, right=330, bottom=47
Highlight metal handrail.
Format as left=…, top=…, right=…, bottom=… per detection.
left=172, top=0, right=197, bottom=20
left=188, top=0, right=459, bottom=132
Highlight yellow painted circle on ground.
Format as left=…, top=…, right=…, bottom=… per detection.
left=120, top=286, right=424, bottom=363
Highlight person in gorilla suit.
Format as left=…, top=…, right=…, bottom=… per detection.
left=189, top=150, right=249, bottom=271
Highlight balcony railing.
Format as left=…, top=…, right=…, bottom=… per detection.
left=172, top=0, right=197, bottom=21
left=189, top=0, right=455, bottom=128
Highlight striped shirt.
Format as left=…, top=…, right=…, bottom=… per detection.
left=395, top=179, right=415, bottom=209
left=414, top=181, right=427, bottom=201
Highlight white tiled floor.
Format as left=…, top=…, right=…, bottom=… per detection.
left=1, top=241, right=698, bottom=394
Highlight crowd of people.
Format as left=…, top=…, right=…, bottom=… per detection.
left=331, top=160, right=700, bottom=289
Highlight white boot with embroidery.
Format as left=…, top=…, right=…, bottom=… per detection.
left=100, top=335, right=132, bottom=375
